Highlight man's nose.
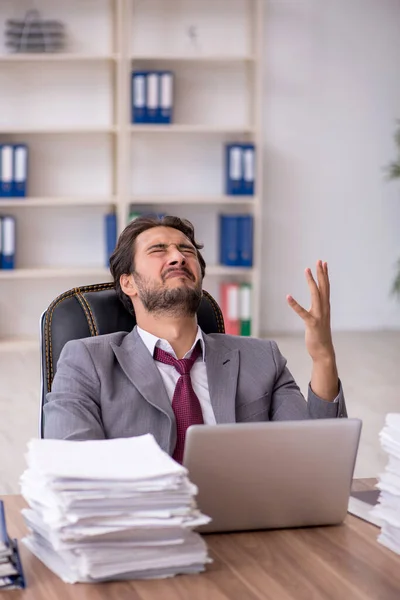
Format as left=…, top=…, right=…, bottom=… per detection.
left=167, top=246, right=186, bottom=265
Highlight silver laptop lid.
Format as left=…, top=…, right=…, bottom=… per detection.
left=183, top=418, right=362, bottom=533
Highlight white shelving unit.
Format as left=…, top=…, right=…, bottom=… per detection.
left=0, top=197, right=117, bottom=208
left=128, top=125, right=256, bottom=134
left=0, top=54, right=120, bottom=62
left=0, top=0, right=263, bottom=345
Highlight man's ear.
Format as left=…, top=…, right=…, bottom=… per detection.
left=120, top=273, right=138, bottom=298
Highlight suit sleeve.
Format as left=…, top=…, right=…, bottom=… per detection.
left=43, top=340, right=106, bottom=440
left=269, top=341, right=347, bottom=421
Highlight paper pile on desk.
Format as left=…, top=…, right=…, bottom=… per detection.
left=371, top=413, right=400, bottom=555
left=19, top=434, right=211, bottom=583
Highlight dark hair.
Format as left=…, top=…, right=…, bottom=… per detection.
left=109, top=215, right=206, bottom=314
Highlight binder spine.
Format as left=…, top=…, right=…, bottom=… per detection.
left=159, top=71, right=174, bottom=124
left=1, top=216, right=16, bottom=270
left=219, top=215, right=239, bottom=266
left=0, top=145, right=13, bottom=198
left=13, top=144, right=28, bottom=198
left=221, top=282, right=240, bottom=335
left=225, top=144, right=243, bottom=196
left=242, top=144, right=255, bottom=195
left=132, top=71, right=147, bottom=123
left=239, top=283, right=252, bottom=336
left=237, top=215, right=253, bottom=267
left=0, top=217, right=3, bottom=269
left=146, top=72, right=159, bottom=124
left=105, top=213, right=117, bottom=267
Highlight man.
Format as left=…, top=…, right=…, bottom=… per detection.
left=44, top=215, right=347, bottom=461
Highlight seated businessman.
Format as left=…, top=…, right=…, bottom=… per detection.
left=44, top=215, right=347, bottom=462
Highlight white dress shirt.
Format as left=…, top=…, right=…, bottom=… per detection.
left=137, top=325, right=217, bottom=425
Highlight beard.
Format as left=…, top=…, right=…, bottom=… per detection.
left=133, top=269, right=202, bottom=317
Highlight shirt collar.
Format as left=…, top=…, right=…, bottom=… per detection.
left=136, top=325, right=206, bottom=361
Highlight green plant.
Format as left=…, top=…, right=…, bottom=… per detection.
left=386, top=122, right=400, bottom=180
left=386, top=122, right=400, bottom=297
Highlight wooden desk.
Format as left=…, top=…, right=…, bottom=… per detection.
left=2, top=479, right=400, bottom=600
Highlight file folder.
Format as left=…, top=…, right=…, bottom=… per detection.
left=0, top=145, right=13, bottom=197
left=239, top=283, right=252, bottom=336
left=146, top=72, right=159, bottom=123
left=1, top=216, right=15, bottom=269
left=128, top=209, right=141, bottom=223
left=237, top=215, right=253, bottom=267
left=219, top=214, right=239, bottom=266
left=13, top=144, right=28, bottom=197
left=0, top=217, right=2, bottom=268
left=159, top=71, right=174, bottom=124
left=220, top=282, right=240, bottom=335
left=242, top=144, right=255, bottom=195
left=225, top=145, right=243, bottom=195
left=132, top=71, right=147, bottom=123
left=105, top=212, right=117, bottom=267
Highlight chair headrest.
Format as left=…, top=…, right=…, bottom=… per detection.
left=42, top=283, right=224, bottom=394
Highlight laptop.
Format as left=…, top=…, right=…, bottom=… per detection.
left=183, top=418, right=362, bottom=533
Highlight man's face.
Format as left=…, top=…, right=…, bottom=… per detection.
left=129, top=226, right=203, bottom=316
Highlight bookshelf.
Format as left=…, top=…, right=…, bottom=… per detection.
left=0, top=0, right=263, bottom=345
left=0, top=54, right=120, bottom=62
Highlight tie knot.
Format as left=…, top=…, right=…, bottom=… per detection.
left=154, top=342, right=201, bottom=375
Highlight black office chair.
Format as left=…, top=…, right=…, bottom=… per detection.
left=39, top=282, right=225, bottom=438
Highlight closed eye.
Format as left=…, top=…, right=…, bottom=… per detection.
left=147, top=243, right=196, bottom=255
left=147, top=244, right=167, bottom=254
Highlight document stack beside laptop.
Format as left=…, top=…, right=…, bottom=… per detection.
left=20, top=434, right=211, bottom=583
left=0, top=501, right=25, bottom=590
left=371, top=413, right=400, bottom=555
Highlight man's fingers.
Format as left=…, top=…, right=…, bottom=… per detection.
left=316, top=260, right=329, bottom=302
left=323, top=261, right=331, bottom=298
left=286, top=295, right=310, bottom=321
left=305, top=267, right=321, bottom=312
left=318, top=260, right=331, bottom=312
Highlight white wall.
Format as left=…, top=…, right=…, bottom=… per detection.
left=261, top=0, right=400, bottom=334
left=2, top=0, right=400, bottom=337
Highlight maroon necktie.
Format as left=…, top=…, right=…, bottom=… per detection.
left=154, top=343, right=203, bottom=464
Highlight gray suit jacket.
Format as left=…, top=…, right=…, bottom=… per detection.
left=44, top=327, right=347, bottom=454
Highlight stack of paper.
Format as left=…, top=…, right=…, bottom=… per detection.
left=371, top=414, right=400, bottom=555
left=20, top=434, right=211, bottom=583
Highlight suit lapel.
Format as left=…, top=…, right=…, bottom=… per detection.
left=111, top=327, right=176, bottom=452
left=204, top=334, right=239, bottom=424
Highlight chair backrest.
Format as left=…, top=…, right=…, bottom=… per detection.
left=39, top=282, right=225, bottom=437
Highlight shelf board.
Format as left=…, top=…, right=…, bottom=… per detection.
left=130, top=195, right=256, bottom=205
left=206, top=266, right=254, bottom=276
left=0, top=197, right=117, bottom=208
left=0, top=127, right=117, bottom=135
left=0, top=267, right=112, bottom=280
left=0, top=53, right=119, bottom=62
left=130, top=124, right=255, bottom=134
left=130, top=55, right=256, bottom=63
left=0, top=266, right=252, bottom=279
